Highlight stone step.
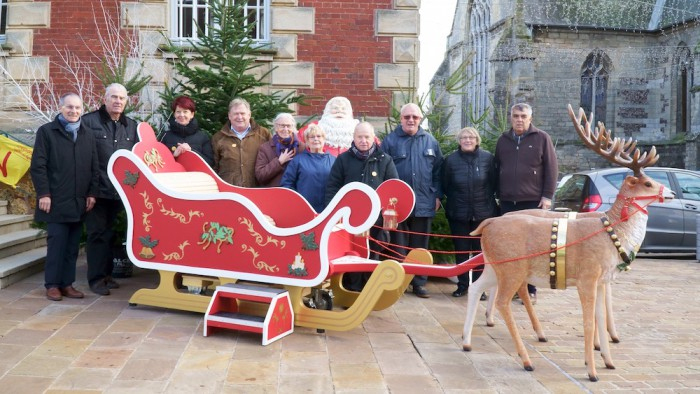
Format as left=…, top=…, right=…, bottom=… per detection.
left=0, top=214, right=34, bottom=235
left=0, top=247, right=46, bottom=289
left=0, top=200, right=7, bottom=215
left=0, top=228, right=47, bottom=260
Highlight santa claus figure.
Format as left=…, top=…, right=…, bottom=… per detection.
left=299, top=96, right=359, bottom=157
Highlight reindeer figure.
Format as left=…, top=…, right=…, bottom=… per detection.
left=461, top=105, right=672, bottom=382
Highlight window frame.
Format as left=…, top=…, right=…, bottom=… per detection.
left=0, top=0, right=8, bottom=43
left=169, top=0, right=270, bottom=45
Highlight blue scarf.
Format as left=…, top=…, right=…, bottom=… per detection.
left=57, top=114, right=80, bottom=142
left=273, top=134, right=299, bottom=156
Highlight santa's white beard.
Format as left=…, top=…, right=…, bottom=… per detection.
left=318, top=117, right=359, bottom=148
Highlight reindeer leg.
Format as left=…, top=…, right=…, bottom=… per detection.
left=596, top=283, right=615, bottom=369
left=605, top=282, right=620, bottom=343
left=578, top=280, right=599, bottom=382
left=463, top=264, right=497, bottom=351
left=519, top=283, right=547, bottom=343
left=496, top=277, right=533, bottom=372
left=485, top=285, right=497, bottom=327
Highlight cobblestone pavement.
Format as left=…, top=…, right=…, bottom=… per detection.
left=0, top=255, right=698, bottom=393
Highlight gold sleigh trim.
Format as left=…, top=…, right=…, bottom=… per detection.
left=156, top=198, right=203, bottom=224
left=241, top=244, right=279, bottom=273
left=163, top=241, right=190, bottom=261
left=238, top=217, right=286, bottom=248
left=139, top=191, right=154, bottom=231
left=143, top=148, right=165, bottom=172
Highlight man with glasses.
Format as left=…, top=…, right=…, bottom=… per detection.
left=381, top=103, right=443, bottom=298
left=495, top=102, right=558, bottom=304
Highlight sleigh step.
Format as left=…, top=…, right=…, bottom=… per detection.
left=203, top=283, right=294, bottom=345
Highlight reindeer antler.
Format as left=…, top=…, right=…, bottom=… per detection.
left=567, top=104, right=659, bottom=176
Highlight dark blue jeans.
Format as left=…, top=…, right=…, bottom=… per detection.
left=45, top=222, right=82, bottom=289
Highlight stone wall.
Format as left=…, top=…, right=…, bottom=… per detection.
left=556, top=140, right=688, bottom=176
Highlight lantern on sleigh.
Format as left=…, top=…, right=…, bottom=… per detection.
left=382, top=198, right=399, bottom=230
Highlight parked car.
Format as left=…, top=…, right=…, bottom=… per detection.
left=553, top=167, right=700, bottom=254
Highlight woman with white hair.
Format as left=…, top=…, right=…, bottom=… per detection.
left=441, top=127, right=498, bottom=298
left=255, top=113, right=304, bottom=187
left=281, top=124, right=335, bottom=212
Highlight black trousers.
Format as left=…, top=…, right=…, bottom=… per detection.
left=342, top=226, right=391, bottom=292
left=86, top=198, right=124, bottom=285
left=499, top=200, right=540, bottom=294
left=390, top=216, right=432, bottom=287
left=45, top=222, right=82, bottom=289
left=448, top=218, right=485, bottom=290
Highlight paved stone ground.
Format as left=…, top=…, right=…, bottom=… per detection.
left=0, top=255, right=698, bottom=393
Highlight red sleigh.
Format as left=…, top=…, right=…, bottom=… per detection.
left=108, top=123, right=483, bottom=334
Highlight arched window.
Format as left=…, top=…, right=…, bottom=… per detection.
left=465, top=0, right=490, bottom=126
left=581, top=50, right=611, bottom=125
left=674, top=44, right=692, bottom=134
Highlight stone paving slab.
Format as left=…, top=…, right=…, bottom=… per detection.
left=0, top=255, right=697, bottom=393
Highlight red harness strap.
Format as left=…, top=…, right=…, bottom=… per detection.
left=617, top=185, right=665, bottom=219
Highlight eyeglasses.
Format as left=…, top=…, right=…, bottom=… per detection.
left=402, top=115, right=421, bottom=120
left=276, top=124, right=294, bottom=129
left=459, top=136, right=477, bottom=141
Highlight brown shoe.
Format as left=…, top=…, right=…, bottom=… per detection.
left=46, top=287, right=62, bottom=301
left=61, top=286, right=84, bottom=299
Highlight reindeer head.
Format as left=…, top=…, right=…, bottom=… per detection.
left=567, top=105, right=672, bottom=214
left=567, top=104, right=658, bottom=177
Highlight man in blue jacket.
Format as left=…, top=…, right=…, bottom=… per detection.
left=381, top=103, right=443, bottom=298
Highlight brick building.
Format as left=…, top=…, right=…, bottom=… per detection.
left=0, top=0, right=421, bottom=133
left=432, top=0, right=700, bottom=172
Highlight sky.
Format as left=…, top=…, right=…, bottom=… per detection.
left=418, top=0, right=459, bottom=97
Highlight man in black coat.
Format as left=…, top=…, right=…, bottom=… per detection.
left=81, top=83, right=138, bottom=296
left=30, top=93, right=99, bottom=301
left=325, top=122, right=398, bottom=291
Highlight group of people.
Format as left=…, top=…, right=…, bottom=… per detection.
left=31, top=83, right=137, bottom=301
left=442, top=104, right=558, bottom=303
left=30, top=85, right=557, bottom=304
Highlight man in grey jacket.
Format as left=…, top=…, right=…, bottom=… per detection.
left=81, top=83, right=138, bottom=296
left=381, top=103, right=443, bottom=298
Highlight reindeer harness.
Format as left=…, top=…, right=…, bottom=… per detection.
left=548, top=185, right=665, bottom=289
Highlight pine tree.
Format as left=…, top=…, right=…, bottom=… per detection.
left=159, top=0, right=306, bottom=134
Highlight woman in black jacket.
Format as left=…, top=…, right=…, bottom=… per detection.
left=160, top=96, right=214, bottom=166
left=441, top=127, right=498, bottom=298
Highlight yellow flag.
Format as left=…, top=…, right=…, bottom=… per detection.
left=0, top=135, right=33, bottom=188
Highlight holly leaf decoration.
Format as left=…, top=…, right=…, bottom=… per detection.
left=139, top=234, right=159, bottom=248
left=300, top=232, right=318, bottom=251
left=123, top=170, right=140, bottom=188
